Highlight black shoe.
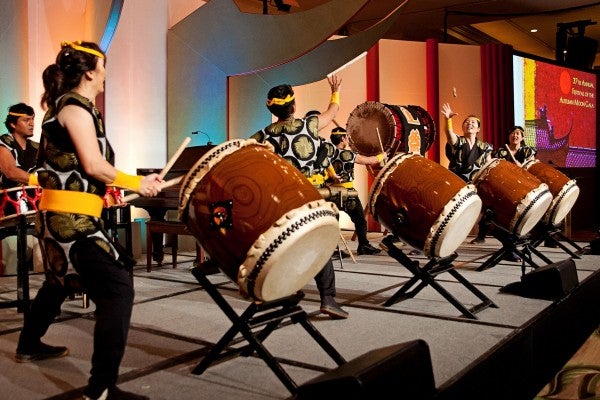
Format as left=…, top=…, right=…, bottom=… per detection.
left=320, top=295, right=349, bottom=319
left=470, top=237, right=486, bottom=244
left=504, top=252, right=522, bottom=263
left=331, top=250, right=351, bottom=260
left=194, top=258, right=220, bottom=275
left=357, top=243, right=381, bottom=255
left=15, top=342, right=69, bottom=363
left=107, top=386, right=150, bottom=400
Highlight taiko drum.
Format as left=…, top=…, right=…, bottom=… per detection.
left=179, top=139, right=340, bottom=302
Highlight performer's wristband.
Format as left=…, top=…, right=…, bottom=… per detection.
left=110, top=170, right=143, bottom=191
left=376, top=153, right=385, bottom=163
left=330, top=91, right=340, bottom=105
left=446, top=118, right=453, bottom=131
left=28, top=173, right=38, bottom=186
left=326, top=165, right=337, bottom=179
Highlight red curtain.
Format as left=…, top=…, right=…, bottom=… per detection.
left=366, top=43, right=380, bottom=232
left=480, top=43, right=515, bottom=150
left=426, top=38, right=440, bottom=163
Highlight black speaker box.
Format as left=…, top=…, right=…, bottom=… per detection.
left=520, top=258, right=579, bottom=300
left=296, top=340, right=436, bottom=400
left=566, top=36, right=598, bottom=70
left=590, top=237, right=600, bottom=255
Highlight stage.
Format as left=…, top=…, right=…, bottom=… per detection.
left=0, top=232, right=598, bottom=399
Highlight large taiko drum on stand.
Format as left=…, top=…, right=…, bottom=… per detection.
left=179, top=139, right=340, bottom=302
left=346, top=102, right=436, bottom=163
left=472, top=159, right=553, bottom=237
left=369, top=153, right=482, bottom=258
left=522, top=159, right=579, bottom=227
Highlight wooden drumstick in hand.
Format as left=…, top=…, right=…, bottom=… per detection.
left=121, top=136, right=192, bottom=202
left=376, top=127, right=386, bottom=166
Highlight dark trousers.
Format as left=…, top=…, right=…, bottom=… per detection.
left=314, top=258, right=335, bottom=298
left=18, top=242, right=134, bottom=399
left=342, top=196, right=369, bottom=247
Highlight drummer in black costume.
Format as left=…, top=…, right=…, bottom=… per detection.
left=1, top=103, right=39, bottom=189
left=328, top=126, right=384, bottom=255
left=250, top=75, right=349, bottom=319
left=471, top=126, right=537, bottom=247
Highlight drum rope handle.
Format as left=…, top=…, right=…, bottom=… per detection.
left=0, top=186, right=42, bottom=217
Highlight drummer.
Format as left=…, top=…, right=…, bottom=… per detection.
left=1, top=103, right=40, bottom=223
left=327, top=126, right=384, bottom=256
left=1, top=103, right=40, bottom=189
left=249, top=76, right=349, bottom=319
left=471, top=126, right=539, bottom=248
left=441, top=102, right=493, bottom=183
left=493, top=125, right=536, bottom=167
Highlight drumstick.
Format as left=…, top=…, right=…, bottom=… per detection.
left=376, top=127, right=385, bottom=153
left=121, top=176, right=183, bottom=203
left=332, top=119, right=341, bottom=128
left=159, top=136, right=192, bottom=179
left=505, top=144, right=519, bottom=165
left=339, top=231, right=357, bottom=264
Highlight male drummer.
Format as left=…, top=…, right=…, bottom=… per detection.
left=250, top=76, right=349, bottom=319
left=328, top=127, right=384, bottom=255
left=1, top=103, right=39, bottom=188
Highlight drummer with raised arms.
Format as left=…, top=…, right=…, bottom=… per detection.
left=441, top=102, right=493, bottom=183
left=250, top=75, right=349, bottom=319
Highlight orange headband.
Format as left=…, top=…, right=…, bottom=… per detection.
left=61, top=41, right=105, bottom=59
left=8, top=112, right=28, bottom=117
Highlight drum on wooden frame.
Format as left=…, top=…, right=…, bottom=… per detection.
left=472, top=159, right=553, bottom=237
left=522, top=159, right=580, bottom=227
left=369, top=153, right=482, bottom=258
left=346, top=102, right=436, bottom=161
left=179, top=139, right=340, bottom=302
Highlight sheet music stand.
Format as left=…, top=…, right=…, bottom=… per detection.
left=381, top=236, right=497, bottom=319
left=190, top=267, right=346, bottom=394
left=476, top=223, right=554, bottom=275
left=529, top=222, right=583, bottom=259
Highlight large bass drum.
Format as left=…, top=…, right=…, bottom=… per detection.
left=522, top=159, right=579, bottom=227
left=369, top=153, right=482, bottom=258
left=346, top=102, right=436, bottom=160
left=472, top=159, right=553, bottom=237
left=179, top=139, right=340, bottom=302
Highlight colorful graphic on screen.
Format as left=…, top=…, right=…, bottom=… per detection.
left=513, top=55, right=596, bottom=168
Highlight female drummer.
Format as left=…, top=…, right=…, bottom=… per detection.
left=441, top=102, right=493, bottom=183
left=493, top=125, right=536, bottom=167
left=15, top=41, right=162, bottom=400
left=250, top=76, right=349, bottom=319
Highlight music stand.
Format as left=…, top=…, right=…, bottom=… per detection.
left=529, top=222, right=583, bottom=259
left=476, top=223, right=553, bottom=275
left=190, top=267, right=346, bottom=394
left=381, top=236, right=497, bottom=319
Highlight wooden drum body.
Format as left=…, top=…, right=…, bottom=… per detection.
left=346, top=102, right=436, bottom=160
left=523, top=159, right=580, bottom=226
left=369, top=153, right=482, bottom=258
left=472, top=159, right=553, bottom=237
left=179, top=139, right=340, bottom=302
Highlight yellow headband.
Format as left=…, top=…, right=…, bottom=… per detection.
left=266, top=94, right=295, bottom=107
left=8, top=112, right=28, bottom=117
left=331, top=130, right=347, bottom=136
left=61, top=41, right=105, bottom=59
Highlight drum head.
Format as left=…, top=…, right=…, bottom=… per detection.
left=545, top=181, right=579, bottom=226
left=239, top=200, right=339, bottom=302
left=347, top=101, right=401, bottom=157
